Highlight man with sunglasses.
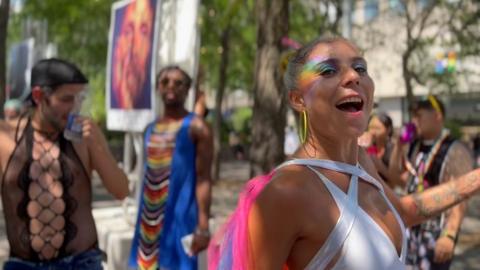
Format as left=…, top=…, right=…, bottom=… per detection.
left=391, top=95, right=472, bottom=269
left=0, top=58, right=129, bottom=269
left=129, top=66, right=213, bottom=270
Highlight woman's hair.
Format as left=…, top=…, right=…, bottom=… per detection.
left=370, top=112, right=393, bottom=138
left=283, top=36, right=350, bottom=92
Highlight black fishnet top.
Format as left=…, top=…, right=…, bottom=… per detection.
left=1, top=116, right=98, bottom=261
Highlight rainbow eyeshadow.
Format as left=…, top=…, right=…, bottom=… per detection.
left=298, top=56, right=331, bottom=91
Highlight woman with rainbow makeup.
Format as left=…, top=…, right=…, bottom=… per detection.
left=208, top=36, right=480, bottom=269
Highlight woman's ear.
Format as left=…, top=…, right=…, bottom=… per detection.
left=31, top=86, right=44, bottom=106
left=288, top=90, right=305, bottom=112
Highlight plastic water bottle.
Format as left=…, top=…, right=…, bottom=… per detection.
left=64, top=92, right=85, bottom=142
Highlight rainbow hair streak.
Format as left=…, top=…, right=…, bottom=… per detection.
left=208, top=171, right=280, bottom=270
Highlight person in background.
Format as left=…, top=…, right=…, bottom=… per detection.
left=358, top=112, right=400, bottom=188
left=390, top=95, right=472, bottom=269
left=3, top=99, right=24, bottom=121
left=0, top=58, right=129, bottom=270
left=129, top=65, right=213, bottom=270
left=472, top=133, right=480, bottom=168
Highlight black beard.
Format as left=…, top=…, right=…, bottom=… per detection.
left=41, top=100, right=63, bottom=132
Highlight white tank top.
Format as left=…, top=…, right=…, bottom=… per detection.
left=277, top=159, right=407, bottom=270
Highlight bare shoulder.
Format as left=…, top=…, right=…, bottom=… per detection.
left=0, top=119, right=11, bottom=134
left=255, top=165, right=324, bottom=217
left=442, top=140, right=474, bottom=178
left=0, top=117, right=27, bottom=142
left=189, top=115, right=212, bottom=139
left=448, top=141, right=472, bottom=157
left=0, top=118, right=26, bottom=174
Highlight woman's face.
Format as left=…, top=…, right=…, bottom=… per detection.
left=368, top=116, right=388, bottom=143
left=293, top=40, right=375, bottom=141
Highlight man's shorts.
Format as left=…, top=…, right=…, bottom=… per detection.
left=3, top=249, right=103, bottom=270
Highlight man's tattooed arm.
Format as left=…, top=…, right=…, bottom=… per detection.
left=440, top=143, right=472, bottom=238
left=401, top=166, right=480, bottom=227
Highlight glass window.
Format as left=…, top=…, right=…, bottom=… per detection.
left=364, top=0, right=379, bottom=22
left=418, top=0, right=432, bottom=10
left=389, top=0, right=405, bottom=14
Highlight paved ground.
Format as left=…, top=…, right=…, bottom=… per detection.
left=1, top=160, right=480, bottom=268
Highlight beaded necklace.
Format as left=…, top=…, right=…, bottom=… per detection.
left=405, top=129, right=450, bottom=192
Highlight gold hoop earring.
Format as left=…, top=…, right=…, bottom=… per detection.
left=298, top=111, right=308, bottom=144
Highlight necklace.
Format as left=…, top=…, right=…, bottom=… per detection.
left=405, top=129, right=450, bottom=192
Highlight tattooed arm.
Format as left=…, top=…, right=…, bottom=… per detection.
left=439, top=143, right=472, bottom=237
left=359, top=146, right=478, bottom=228
left=399, top=143, right=477, bottom=227
left=433, top=142, right=472, bottom=262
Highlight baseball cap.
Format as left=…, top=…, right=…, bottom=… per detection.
left=31, top=58, right=88, bottom=88
left=410, top=95, right=445, bottom=116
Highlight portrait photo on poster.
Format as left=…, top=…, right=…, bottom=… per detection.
left=106, top=0, right=159, bottom=131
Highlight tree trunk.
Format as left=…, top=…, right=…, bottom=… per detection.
left=402, top=50, right=414, bottom=119
left=212, top=26, right=231, bottom=181
left=0, top=0, right=10, bottom=118
left=249, top=0, right=289, bottom=176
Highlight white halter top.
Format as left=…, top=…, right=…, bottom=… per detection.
left=277, top=159, right=407, bottom=270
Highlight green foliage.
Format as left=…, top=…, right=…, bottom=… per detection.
left=230, top=107, right=252, bottom=132
left=289, top=1, right=340, bottom=44
left=83, top=72, right=106, bottom=125
left=199, top=0, right=256, bottom=93
left=199, top=0, right=341, bottom=96
left=18, top=0, right=115, bottom=75
left=7, top=0, right=116, bottom=126
left=404, top=0, right=480, bottom=96
left=6, top=10, right=22, bottom=49
left=445, top=119, right=463, bottom=140
left=230, top=107, right=252, bottom=143
left=206, top=109, right=231, bottom=143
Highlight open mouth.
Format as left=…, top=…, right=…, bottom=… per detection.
left=335, top=97, right=364, bottom=113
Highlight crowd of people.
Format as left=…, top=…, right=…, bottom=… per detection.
left=1, top=35, right=480, bottom=270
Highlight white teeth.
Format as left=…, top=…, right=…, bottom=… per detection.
left=337, top=97, right=362, bottom=105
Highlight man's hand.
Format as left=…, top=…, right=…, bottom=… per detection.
left=191, top=233, right=210, bottom=255
left=80, top=117, right=109, bottom=149
left=434, top=236, right=455, bottom=263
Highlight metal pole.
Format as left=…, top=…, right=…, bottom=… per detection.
left=342, top=0, right=352, bottom=39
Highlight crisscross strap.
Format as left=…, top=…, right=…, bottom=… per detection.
left=277, top=159, right=407, bottom=264
left=278, top=159, right=384, bottom=192
left=303, top=166, right=359, bottom=270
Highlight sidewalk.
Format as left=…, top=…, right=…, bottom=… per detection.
left=1, top=160, right=480, bottom=268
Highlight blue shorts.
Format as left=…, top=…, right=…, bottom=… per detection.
left=3, top=249, right=103, bottom=270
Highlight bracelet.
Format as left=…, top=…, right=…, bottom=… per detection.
left=441, top=230, right=457, bottom=241
left=195, top=228, right=210, bottom=238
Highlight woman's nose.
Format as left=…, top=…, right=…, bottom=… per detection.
left=341, top=67, right=360, bottom=87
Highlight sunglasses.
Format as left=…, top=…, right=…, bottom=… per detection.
left=159, top=78, right=186, bottom=88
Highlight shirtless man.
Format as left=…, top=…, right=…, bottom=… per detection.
left=0, top=58, right=129, bottom=270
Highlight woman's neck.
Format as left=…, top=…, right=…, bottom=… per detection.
left=295, top=134, right=359, bottom=165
